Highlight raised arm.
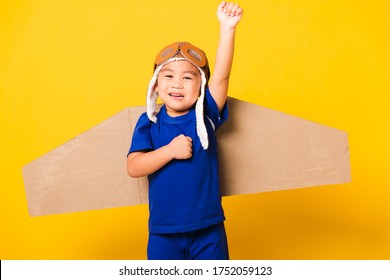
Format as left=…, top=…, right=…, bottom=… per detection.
left=209, top=1, right=243, bottom=112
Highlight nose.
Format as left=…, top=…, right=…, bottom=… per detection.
left=171, top=77, right=183, bottom=89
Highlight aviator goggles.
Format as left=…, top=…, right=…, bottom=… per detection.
left=154, top=42, right=208, bottom=68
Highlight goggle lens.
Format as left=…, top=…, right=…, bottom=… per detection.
left=155, top=42, right=207, bottom=68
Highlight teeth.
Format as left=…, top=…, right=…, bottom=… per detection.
left=169, top=93, right=184, bottom=97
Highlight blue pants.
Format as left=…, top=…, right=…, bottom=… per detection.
left=147, top=222, right=229, bottom=260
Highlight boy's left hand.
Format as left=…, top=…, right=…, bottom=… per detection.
left=217, top=1, right=243, bottom=28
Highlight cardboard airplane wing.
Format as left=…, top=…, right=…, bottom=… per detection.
left=217, top=98, right=350, bottom=195
left=22, top=97, right=350, bottom=216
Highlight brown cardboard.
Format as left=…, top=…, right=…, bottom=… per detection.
left=217, top=98, right=350, bottom=195
left=22, top=97, right=350, bottom=216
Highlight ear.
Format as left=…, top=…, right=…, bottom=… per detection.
left=153, top=83, right=159, bottom=94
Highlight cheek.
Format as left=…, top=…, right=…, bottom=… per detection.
left=193, top=81, right=202, bottom=94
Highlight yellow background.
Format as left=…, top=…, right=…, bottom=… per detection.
left=1, top=0, right=389, bottom=259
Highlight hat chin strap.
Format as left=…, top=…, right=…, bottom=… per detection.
left=146, top=57, right=209, bottom=150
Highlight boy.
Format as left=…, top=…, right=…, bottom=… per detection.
left=127, top=1, right=243, bottom=260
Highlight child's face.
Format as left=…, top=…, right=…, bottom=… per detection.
left=155, top=60, right=202, bottom=117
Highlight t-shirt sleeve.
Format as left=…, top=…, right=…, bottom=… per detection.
left=127, top=112, right=153, bottom=155
left=204, top=87, right=228, bottom=130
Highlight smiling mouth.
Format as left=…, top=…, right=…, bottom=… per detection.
left=169, top=93, right=184, bottom=98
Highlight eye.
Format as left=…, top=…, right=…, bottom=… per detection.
left=164, top=74, right=173, bottom=78
left=183, top=76, right=193, bottom=80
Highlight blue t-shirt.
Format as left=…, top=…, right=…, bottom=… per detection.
left=128, top=87, right=228, bottom=234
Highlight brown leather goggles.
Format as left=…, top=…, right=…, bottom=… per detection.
left=154, top=42, right=208, bottom=68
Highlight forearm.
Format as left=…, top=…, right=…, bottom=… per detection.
left=127, top=146, right=172, bottom=178
left=209, top=27, right=236, bottom=112
left=209, top=1, right=243, bottom=112
left=127, top=134, right=192, bottom=178
left=213, top=26, right=236, bottom=84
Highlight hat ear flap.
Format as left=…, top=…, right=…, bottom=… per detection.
left=195, top=72, right=209, bottom=150
left=147, top=64, right=164, bottom=123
